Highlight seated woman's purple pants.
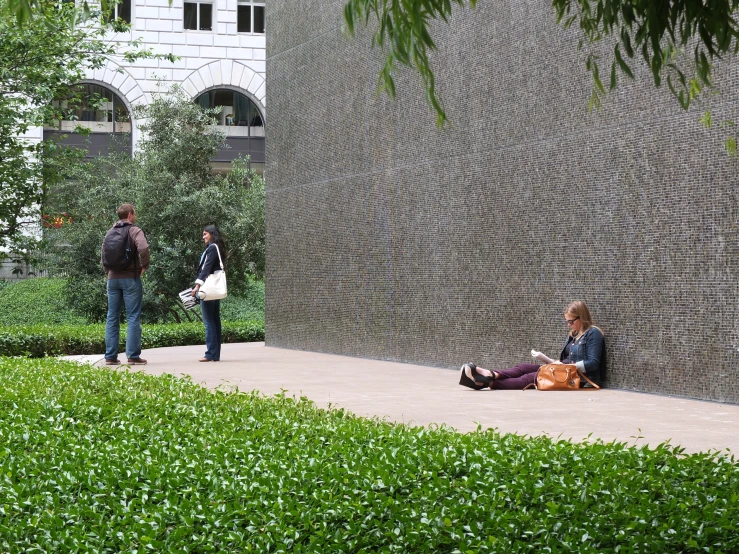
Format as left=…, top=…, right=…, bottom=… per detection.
left=491, top=363, right=540, bottom=390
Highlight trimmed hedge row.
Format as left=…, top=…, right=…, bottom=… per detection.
left=0, top=320, right=264, bottom=357
left=0, top=358, right=738, bottom=552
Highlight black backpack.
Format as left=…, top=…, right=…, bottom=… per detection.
left=102, top=224, right=137, bottom=272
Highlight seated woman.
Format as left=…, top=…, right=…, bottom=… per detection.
left=459, top=300, right=605, bottom=390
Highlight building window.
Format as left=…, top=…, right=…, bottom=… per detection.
left=112, top=0, right=131, bottom=23
left=45, top=84, right=131, bottom=134
left=195, top=88, right=264, bottom=137
left=184, top=1, right=212, bottom=31
left=101, top=0, right=131, bottom=23
left=237, top=0, right=265, bottom=33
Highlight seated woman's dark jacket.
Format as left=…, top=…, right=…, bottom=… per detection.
left=559, top=326, right=605, bottom=383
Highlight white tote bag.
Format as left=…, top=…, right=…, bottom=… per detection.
left=197, top=245, right=227, bottom=300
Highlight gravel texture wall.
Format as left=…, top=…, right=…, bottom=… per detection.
left=265, top=0, right=739, bottom=403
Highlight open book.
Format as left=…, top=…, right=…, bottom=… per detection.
left=531, top=349, right=555, bottom=364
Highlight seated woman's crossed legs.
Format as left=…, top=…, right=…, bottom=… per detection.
left=459, top=363, right=540, bottom=390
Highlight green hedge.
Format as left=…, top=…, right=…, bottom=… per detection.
left=0, top=320, right=264, bottom=357
left=0, top=357, right=737, bottom=552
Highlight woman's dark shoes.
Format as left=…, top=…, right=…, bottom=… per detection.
left=471, top=364, right=495, bottom=383
left=467, top=362, right=494, bottom=384
left=459, top=363, right=491, bottom=390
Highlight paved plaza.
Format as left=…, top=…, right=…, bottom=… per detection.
left=67, top=342, right=739, bottom=455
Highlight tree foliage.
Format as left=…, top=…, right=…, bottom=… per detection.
left=557, top=0, right=739, bottom=112
left=4, top=0, right=119, bottom=24
left=0, top=0, right=173, bottom=253
left=344, top=0, right=739, bottom=125
left=344, top=0, right=477, bottom=127
left=44, top=87, right=265, bottom=324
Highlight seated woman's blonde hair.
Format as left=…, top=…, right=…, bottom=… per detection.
left=563, top=300, right=600, bottom=335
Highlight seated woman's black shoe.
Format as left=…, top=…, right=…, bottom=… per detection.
left=459, top=363, right=492, bottom=389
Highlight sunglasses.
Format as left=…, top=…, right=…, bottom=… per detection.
left=566, top=316, right=580, bottom=325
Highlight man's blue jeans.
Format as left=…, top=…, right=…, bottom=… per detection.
left=200, top=299, right=221, bottom=361
left=105, top=278, right=143, bottom=361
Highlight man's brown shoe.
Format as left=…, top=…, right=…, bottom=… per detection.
left=105, top=359, right=121, bottom=365
left=199, top=358, right=212, bottom=362
left=127, top=357, right=148, bottom=365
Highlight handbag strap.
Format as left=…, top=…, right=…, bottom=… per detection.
left=576, top=368, right=601, bottom=389
left=523, top=367, right=601, bottom=390
left=213, top=244, right=224, bottom=270
left=550, top=365, right=574, bottom=383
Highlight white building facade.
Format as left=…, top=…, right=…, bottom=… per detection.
left=0, top=0, right=265, bottom=278
left=36, top=0, right=266, bottom=173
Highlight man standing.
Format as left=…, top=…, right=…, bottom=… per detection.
left=101, top=203, right=150, bottom=365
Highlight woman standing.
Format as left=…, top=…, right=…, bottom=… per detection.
left=192, top=224, right=225, bottom=362
left=459, top=300, right=605, bottom=389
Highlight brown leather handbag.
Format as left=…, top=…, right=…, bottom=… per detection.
left=528, top=364, right=600, bottom=390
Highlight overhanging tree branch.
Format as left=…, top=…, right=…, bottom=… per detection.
left=344, top=0, right=739, bottom=125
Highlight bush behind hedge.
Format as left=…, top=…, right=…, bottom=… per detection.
left=0, top=277, right=87, bottom=325
left=0, top=358, right=737, bottom=552
left=0, top=277, right=266, bottom=325
left=0, top=320, right=264, bottom=357
left=219, top=278, right=265, bottom=322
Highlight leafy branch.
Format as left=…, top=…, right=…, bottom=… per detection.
left=344, top=0, right=478, bottom=127
left=556, top=0, right=739, bottom=112
left=345, top=0, right=739, bottom=130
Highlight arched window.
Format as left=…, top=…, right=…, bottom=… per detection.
left=193, top=88, right=265, bottom=175
left=194, top=88, right=264, bottom=137
left=45, top=83, right=131, bottom=134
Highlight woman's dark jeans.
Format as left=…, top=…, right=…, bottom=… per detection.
left=491, top=363, right=539, bottom=390
left=201, top=299, right=222, bottom=361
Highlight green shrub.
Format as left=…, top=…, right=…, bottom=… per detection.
left=45, top=88, right=265, bottom=324
left=0, top=357, right=737, bottom=552
left=0, top=277, right=264, bottom=326
left=0, top=277, right=87, bottom=325
left=0, top=320, right=264, bottom=357
left=221, top=278, right=265, bottom=322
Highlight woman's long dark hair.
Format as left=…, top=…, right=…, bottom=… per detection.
left=204, top=224, right=226, bottom=265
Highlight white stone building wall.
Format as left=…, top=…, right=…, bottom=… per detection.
left=28, top=0, right=266, bottom=151
left=3, top=0, right=266, bottom=267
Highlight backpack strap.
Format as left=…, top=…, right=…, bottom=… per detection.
left=123, top=224, right=138, bottom=276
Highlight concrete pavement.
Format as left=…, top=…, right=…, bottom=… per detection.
left=68, top=342, right=739, bottom=455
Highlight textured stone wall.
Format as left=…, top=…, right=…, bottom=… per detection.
left=265, top=0, right=739, bottom=403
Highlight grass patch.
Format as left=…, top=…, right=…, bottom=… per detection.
left=0, top=358, right=737, bottom=552
left=0, top=320, right=264, bottom=357
left=0, top=277, right=87, bottom=325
